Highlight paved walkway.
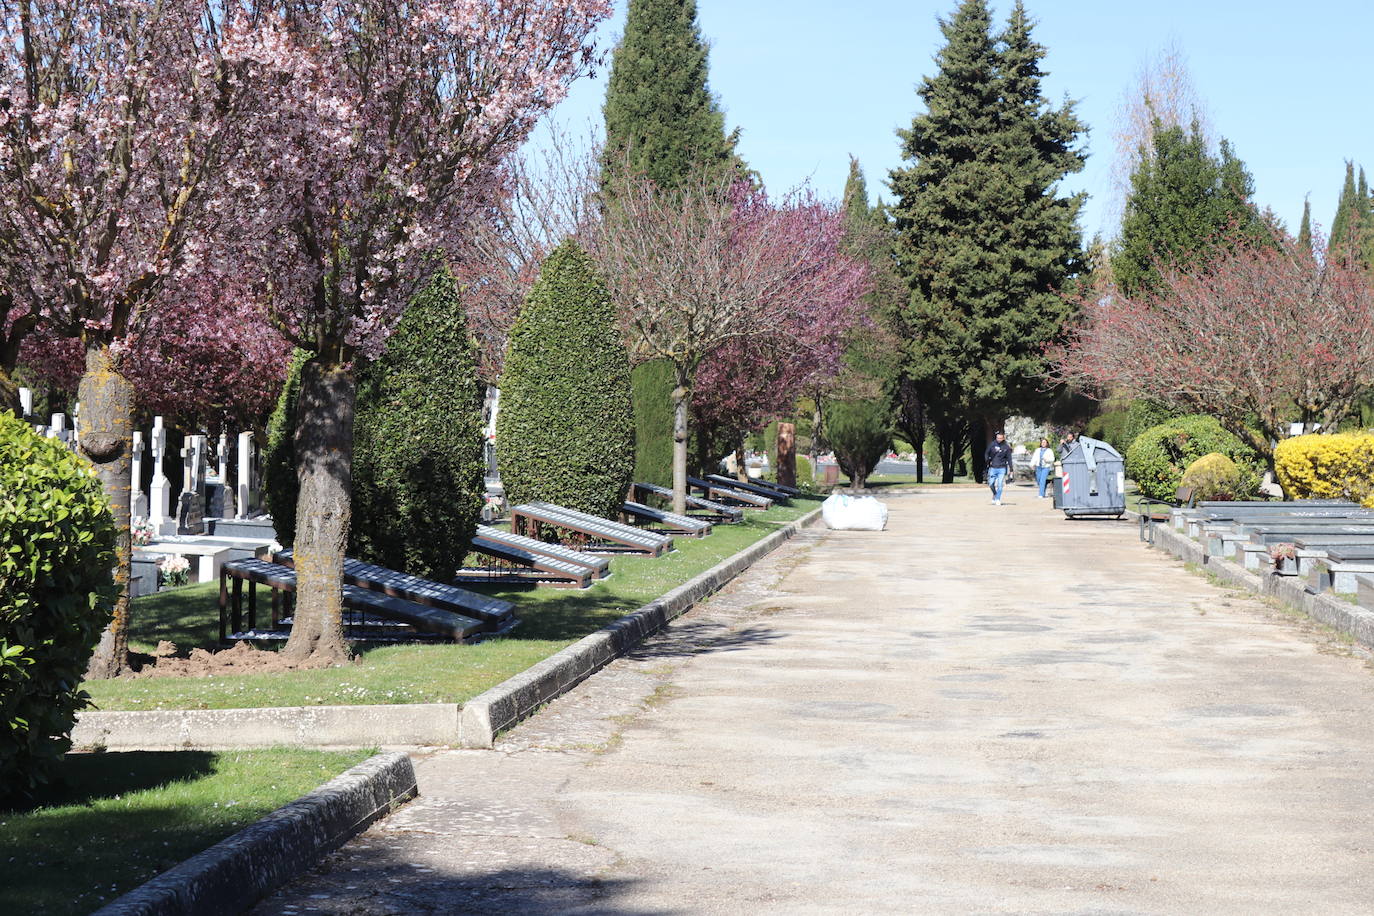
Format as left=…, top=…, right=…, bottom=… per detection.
left=258, top=484, right=1374, bottom=915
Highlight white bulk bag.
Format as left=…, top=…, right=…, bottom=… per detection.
left=821, top=493, right=888, bottom=531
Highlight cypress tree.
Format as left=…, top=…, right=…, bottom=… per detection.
left=1330, top=161, right=1358, bottom=259
left=1113, top=122, right=1262, bottom=296
left=601, top=0, right=738, bottom=190
left=601, top=0, right=742, bottom=486
left=496, top=241, right=634, bottom=518
left=348, top=270, right=486, bottom=580
left=890, top=0, right=1086, bottom=480
left=1297, top=199, right=1313, bottom=258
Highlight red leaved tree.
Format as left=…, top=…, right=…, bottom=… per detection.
left=595, top=171, right=871, bottom=512
left=1052, top=232, right=1374, bottom=466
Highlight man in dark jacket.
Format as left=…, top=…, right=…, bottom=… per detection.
left=985, top=431, right=1013, bottom=505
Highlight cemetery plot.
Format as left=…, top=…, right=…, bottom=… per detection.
left=219, top=558, right=490, bottom=643
left=688, top=476, right=773, bottom=509
left=705, top=473, right=792, bottom=505
left=511, top=501, right=674, bottom=556
left=272, top=549, right=516, bottom=629
left=620, top=500, right=713, bottom=537
left=632, top=481, right=744, bottom=523
left=459, top=525, right=608, bottom=589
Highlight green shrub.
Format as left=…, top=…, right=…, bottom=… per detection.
left=631, top=360, right=675, bottom=487
left=796, top=455, right=814, bottom=487
left=1083, top=407, right=1129, bottom=452
left=1275, top=433, right=1374, bottom=506
left=826, top=397, right=893, bottom=489
left=1126, top=415, right=1261, bottom=501
left=497, top=241, right=634, bottom=517
left=1122, top=399, right=1184, bottom=455
left=262, top=349, right=307, bottom=546
left=1181, top=452, right=1246, bottom=501
left=349, top=270, right=486, bottom=579
left=0, top=413, right=117, bottom=796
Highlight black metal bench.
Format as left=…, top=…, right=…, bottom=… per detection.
left=459, top=525, right=609, bottom=589
left=621, top=501, right=713, bottom=538
left=218, top=557, right=487, bottom=643
left=632, top=481, right=744, bottom=523
left=1138, top=486, right=1194, bottom=543
left=511, top=502, right=673, bottom=556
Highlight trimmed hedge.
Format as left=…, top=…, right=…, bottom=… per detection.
left=349, top=270, right=486, bottom=579
left=0, top=413, right=117, bottom=796
left=1181, top=452, right=1245, bottom=501
left=496, top=241, right=634, bottom=518
left=1126, top=415, right=1261, bottom=501
left=262, top=348, right=307, bottom=547
left=1274, top=433, right=1374, bottom=506
left=632, top=360, right=676, bottom=487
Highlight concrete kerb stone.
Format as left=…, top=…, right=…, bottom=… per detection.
left=457, top=504, right=825, bottom=748
left=73, top=505, right=825, bottom=752
left=1148, top=519, right=1374, bottom=651
left=92, top=751, right=417, bottom=916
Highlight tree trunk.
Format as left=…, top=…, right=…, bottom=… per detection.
left=0, top=365, right=20, bottom=417
left=670, top=365, right=691, bottom=516
left=282, top=359, right=355, bottom=665
left=915, top=415, right=925, bottom=483
left=80, top=344, right=135, bottom=679
left=968, top=417, right=986, bottom=484
left=777, top=422, right=796, bottom=488
left=734, top=440, right=748, bottom=483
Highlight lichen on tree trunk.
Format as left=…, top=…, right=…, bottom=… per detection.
left=282, top=358, right=355, bottom=665
left=671, top=366, right=690, bottom=516
left=80, top=344, right=134, bottom=679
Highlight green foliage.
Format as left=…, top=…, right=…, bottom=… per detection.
left=1181, top=452, right=1246, bottom=502
left=1125, top=414, right=1261, bottom=501
left=890, top=0, right=1087, bottom=426
left=262, top=349, right=308, bottom=547
left=825, top=397, right=894, bottom=488
left=1327, top=160, right=1374, bottom=268
left=349, top=271, right=485, bottom=579
left=1297, top=199, right=1313, bottom=257
left=632, top=360, right=676, bottom=487
left=497, top=241, right=635, bottom=518
left=1083, top=408, right=1129, bottom=452
left=601, top=0, right=740, bottom=191
left=1113, top=122, right=1264, bottom=297
left=0, top=414, right=117, bottom=797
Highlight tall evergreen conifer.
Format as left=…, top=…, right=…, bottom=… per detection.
left=1113, top=121, right=1262, bottom=296
left=1297, top=199, right=1313, bottom=258
left=601, top=0, right=740, bottom=486
left=890, top=0, right=1086, bottom=481
left=1330, top=161, right=1358, bottom=258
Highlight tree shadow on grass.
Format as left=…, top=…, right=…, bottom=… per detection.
left=4, top=750, right=217, bottom=811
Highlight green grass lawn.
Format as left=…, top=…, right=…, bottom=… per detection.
left=0, top=748, right=372, bottom=916
left=85, top=500, right=816, bottom=712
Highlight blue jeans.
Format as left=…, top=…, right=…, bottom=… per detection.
left=1035, top=466, right=1050, bottom=497
left=988, top=467, right=1007, bottom=501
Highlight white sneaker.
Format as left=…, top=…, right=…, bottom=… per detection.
left=994, top=498, right=1001, bottom=506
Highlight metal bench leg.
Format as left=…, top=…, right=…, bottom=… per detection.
left=219, top=568, right=228, bottom=645
left=248, top=579, right=257, bottom=632
left=231, top=576, right=243, bottom=637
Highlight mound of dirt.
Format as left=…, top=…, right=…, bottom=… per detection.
left=128, top=640, right=348, bottom=679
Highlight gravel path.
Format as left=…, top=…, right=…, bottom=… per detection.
left=256, top=485, right=1374, bottom=914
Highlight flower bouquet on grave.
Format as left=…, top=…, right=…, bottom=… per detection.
left=132, top=517, right=156, bottom=547
left=155, top=554, right=190, bottom=589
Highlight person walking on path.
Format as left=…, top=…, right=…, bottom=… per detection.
left=985, top=431, right=1013, bottom=505
left=1031, top=437, right=1055, bottom=499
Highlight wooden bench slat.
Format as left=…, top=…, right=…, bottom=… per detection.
left=632, top=482, right=744, bottom=522
left=621, top=501, right=712, bottom=536
left=705, top=474, right=791, bottom=504
left=687, top=476, right=772, bottom=508
left=513, top=502, right=673, bottom=556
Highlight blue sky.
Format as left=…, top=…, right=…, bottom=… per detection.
left=543, top=0, right=1374, bottom=242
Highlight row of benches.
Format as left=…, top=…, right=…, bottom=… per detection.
left=218, top=475, right=803, bottom=643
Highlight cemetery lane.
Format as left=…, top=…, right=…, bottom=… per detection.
left=257, top=484, right=1374, bottom=914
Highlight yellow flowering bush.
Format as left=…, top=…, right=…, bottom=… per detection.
left=1180, top=452, right=1245, bottom=501
left=1273, top=433, right=1374, bottom=507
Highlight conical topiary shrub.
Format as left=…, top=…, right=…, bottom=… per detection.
left=496, top=241, right=634, bottom=518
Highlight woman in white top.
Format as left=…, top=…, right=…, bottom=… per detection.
left=1030, top=437, right=1056, bottom=499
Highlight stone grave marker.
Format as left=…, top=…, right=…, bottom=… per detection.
left=149, top=417, right=173, bottom=535
left=177, top=434, right=207, bottom=535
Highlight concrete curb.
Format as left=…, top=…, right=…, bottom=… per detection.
left=457, top=505, right=825, bottom=748
left=92, top=751, right=417, bottom=916
left=1149, top=521, right=1374, bottom=650
left=75, top=506, right=824, bottom=751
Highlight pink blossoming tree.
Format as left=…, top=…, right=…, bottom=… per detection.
left=243, top=0, right=609, bottom=664
left=0, top=0, right=276, bottom=676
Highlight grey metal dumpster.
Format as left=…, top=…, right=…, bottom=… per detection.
left=1058, top=435, right=1126, bottom=518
